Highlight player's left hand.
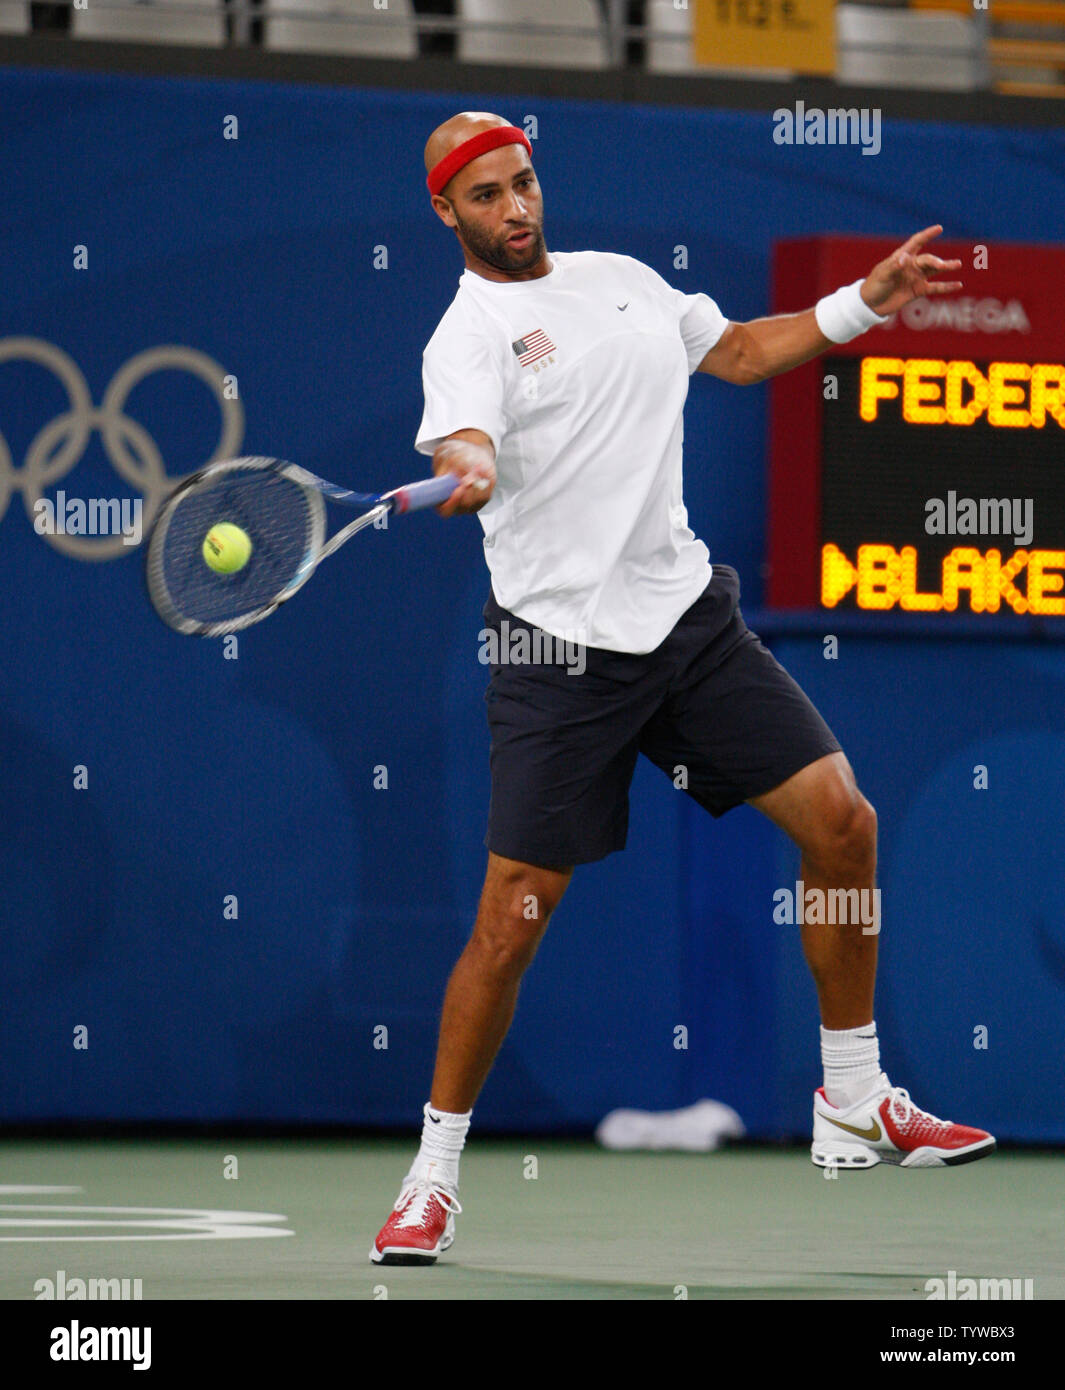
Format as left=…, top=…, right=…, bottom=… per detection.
left=860, top=225, right=963, bottom=318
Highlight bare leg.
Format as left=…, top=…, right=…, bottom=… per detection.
left=429, top=851, right=573, bottom=1113
left=748, top=751, right=878, bottom=1029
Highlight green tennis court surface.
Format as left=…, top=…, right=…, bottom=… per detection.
left=0, top=1139, right=1059, bottom=1301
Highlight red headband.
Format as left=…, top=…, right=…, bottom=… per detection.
left=426, top=126, right=533, bottom=198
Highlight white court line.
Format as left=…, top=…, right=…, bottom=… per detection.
left=0, top=1203, right=293, bottom=1242
left=0, top=1186, right=84, bottom=1194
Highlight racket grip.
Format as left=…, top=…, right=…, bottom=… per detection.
left=386, top=473, right=461, bottom=514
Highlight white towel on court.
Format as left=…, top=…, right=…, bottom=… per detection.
left=595, top=1099, right=746, bottom=1152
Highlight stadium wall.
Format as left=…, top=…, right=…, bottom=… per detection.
left=1, top=61, right=1062, bottom=1137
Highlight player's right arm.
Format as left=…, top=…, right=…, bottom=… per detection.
left=431, top=429, right=497, bottom=517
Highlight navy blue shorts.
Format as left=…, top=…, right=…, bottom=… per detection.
left=481, top=565, right=842, bottom=867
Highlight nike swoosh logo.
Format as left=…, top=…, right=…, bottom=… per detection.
left=617, top=303, right=628, bottom=311
left=825, top=1115, right=882, bottom=1141
left=428, top=1114, right=441, bottom=1123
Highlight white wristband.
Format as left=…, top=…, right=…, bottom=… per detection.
left=814, top=279, right=884, bottom=343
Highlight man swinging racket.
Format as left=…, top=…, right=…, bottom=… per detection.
left=370, top=112, right=995, bottom=1265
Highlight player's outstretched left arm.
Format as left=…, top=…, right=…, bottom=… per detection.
left=697, top=224, right=963, bottom=386
left=858, top=224, right=963, bottom=316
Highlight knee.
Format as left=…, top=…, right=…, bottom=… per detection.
left=471, top=866, right=567, bottom=976
left=472, top=904, right=548, bottom=977
left=808, top=784, right=878, bottom=875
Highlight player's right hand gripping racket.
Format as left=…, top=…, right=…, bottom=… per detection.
left=146, top=455, right=461, bottom=636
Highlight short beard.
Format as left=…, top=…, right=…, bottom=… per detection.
left=451, top=206, right=543, bottom=272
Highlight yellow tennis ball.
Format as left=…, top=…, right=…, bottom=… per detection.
left=203, top=522, right=252, bottom=574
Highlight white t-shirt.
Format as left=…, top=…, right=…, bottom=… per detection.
left=415, top=250, right=730, bottom=653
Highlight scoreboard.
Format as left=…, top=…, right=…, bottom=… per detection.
left=767, top=237, right=1065, bottom=619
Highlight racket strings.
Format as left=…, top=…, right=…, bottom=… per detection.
left=151, top=467, right=320, bottom=630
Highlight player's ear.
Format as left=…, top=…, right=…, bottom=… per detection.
left=431, top=194, right=458, bottom=229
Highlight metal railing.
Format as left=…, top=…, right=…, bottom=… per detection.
left=18, top=0, right=1062, bottom=95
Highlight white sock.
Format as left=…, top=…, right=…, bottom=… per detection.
left=821, top=1023, right=881, bottom=1109
left=404, top=1102, right=472, bottom=1192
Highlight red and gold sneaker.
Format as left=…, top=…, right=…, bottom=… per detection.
left=369, top=1180, right=462, bottom=1265
left=812, top=1073, right=996, bottom=1169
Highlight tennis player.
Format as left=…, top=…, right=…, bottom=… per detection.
left=370, top=113, right=995, bottom=1265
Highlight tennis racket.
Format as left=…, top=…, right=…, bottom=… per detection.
left=146, top=455, right=462, bottom=636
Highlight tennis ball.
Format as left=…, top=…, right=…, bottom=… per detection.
left=203, top=522, right=252, bottom=575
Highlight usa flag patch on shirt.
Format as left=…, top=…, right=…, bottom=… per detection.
left=512, top=330, right=556, bottom=367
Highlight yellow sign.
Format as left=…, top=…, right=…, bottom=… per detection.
left=860, top=357, right=1065, bottom=429
left=693, top=0, right=836, bottom=74
left=822, top=545, right=1065, bottom=615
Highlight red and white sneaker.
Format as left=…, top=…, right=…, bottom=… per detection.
left=369, top=1179, right=462, bottom=1265
left=812, top=1073, right=996, bottom=1169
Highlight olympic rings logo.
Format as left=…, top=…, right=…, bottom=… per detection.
left=0, top=338, right=244, bottom=561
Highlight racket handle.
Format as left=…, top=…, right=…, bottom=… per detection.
left=386, top=473, right=461, bottom=514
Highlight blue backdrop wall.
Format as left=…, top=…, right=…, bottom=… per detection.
left=1, top=66, right=1062, bottom=1137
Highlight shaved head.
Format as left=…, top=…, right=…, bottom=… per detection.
left=424, top=111, right=548, bottom=283
left=423, top=111, right=514, bottom=187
